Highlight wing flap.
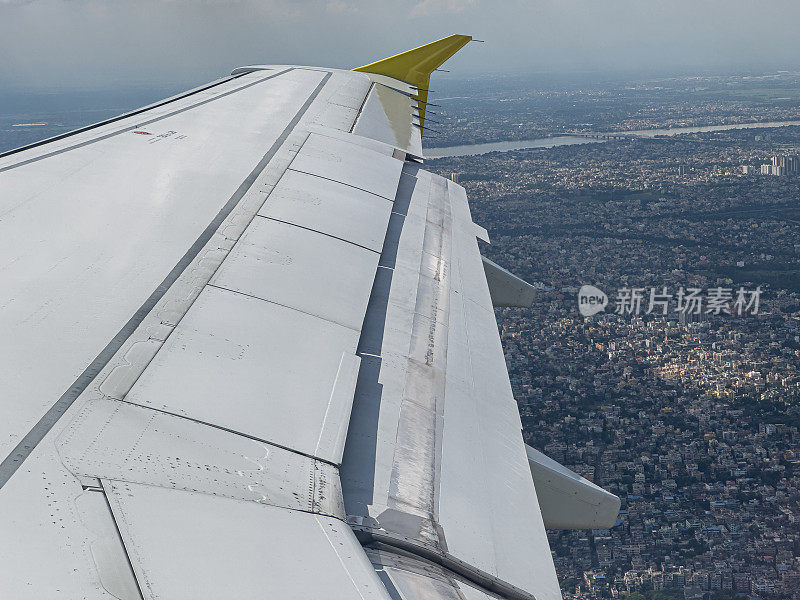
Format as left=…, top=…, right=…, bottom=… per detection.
left=57, top=397, right=344, bottom=515
left=438, top=185, right=561, bottom=598
left=212, top=215, right=380, bottom=330
left=368, top=548, right=502, bottom=600
left=527, top=445, right=621, bottom=530
left=289, top=132, right=403, bottom=200
left=119, top=285, right=363, bottom=464
left=257, top=168, right=393, bottom=253
left=341, top=172, right=563, bottom=599
left=105, top=482, right=389, bottom=600
left=481, top=256, right=537, bottom=308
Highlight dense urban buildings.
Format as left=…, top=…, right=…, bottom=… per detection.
left=428, top=71, right=800, bottom=600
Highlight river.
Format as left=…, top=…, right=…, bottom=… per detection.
left=425, top=120, right=800, bottom=158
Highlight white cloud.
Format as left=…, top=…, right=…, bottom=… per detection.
left=409, top=0, right=476, bottom=19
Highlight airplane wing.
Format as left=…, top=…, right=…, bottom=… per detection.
left=0, top=36, right=618, bottom=600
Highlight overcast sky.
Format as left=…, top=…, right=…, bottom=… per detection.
left=2, top=0, right=800, bottom=90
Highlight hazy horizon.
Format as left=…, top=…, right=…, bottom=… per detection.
left=3, top=0, right=800, bottom=91
left=3, top=65, right=800, bottom=98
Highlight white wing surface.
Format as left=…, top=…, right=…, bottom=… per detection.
left=0, top=36, right=617, bottom=600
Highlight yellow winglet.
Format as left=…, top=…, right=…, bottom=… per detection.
left=353, top=34, right=472, bottom=131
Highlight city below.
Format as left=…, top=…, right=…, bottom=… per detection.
left=425, top=69, right=800, bottom=600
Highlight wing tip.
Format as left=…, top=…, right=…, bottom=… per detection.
left=352, top=34, right=473, bottom=135
left=352, top=34, right=473, bottom=79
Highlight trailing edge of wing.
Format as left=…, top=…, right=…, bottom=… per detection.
left=353, top=34, right=472, bottom=129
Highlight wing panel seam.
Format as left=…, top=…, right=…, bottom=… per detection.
left=206, top=283, right=363, bottom=333
left=98, top=480, right=146, bottom=600
left=255, top=214, right=381, bottom=254
left=114, top=398, right=340, bottom=468
left=349, top=82, right=375, bottom=134
left=287, top=167, right=398, bottom=201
